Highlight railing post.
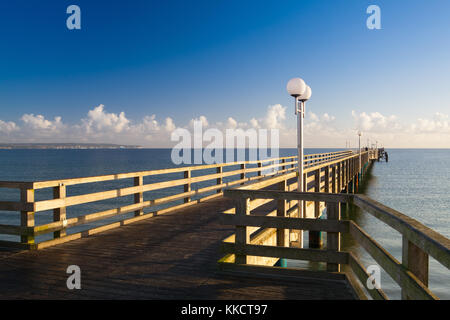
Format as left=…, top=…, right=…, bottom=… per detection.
left=337, top=163, right=341, bottom=193
left=216, top=166, right=223, bottom=193
left=240, top=163, right=246, bottom=185
left=346, top=159, right=350, bottom=192
left=401, top=236, right=429, bottom=299
left=235, top=197, right=250, bottom=265
left=310, top=169, right=323, bottom=248
left=257, top=161, right=262, bottom=176
left=325, top=166, right=330, bottom=193
left=184, top=169, right=191, bottom=203
left=20, top=188, right=35, bottom=245
left=134, top=176, right=144, bottom=216
left=326, top=201, right=341, bottom=272
left=53, top=183, right=67, bottom=238
left=277, top=180, right=288, bottom=248
left=332, top=165, right=337, bottom=194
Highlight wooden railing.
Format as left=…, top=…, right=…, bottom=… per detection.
left=219, top=190, right=450, bottom=300
left=0, top=150, right=356, bottom=250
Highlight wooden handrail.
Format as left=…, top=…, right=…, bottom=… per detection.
left=0, top=154, right=302, bottom=248
left=0, top=151, right=351, bottom=190
left=0, top=150, right=371, bottom=251
left=220, top=189, right=449, bottom=300
left=354, top=194, right=450, bottom=269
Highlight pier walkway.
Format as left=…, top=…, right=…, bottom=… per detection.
left=0, top=150, right=448, bottom=299
left=0, top=196, right=356, bottom=299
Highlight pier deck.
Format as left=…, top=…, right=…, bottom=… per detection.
left=1, top=149, right=447, bottom=300
left=0, top=197, right=356, bottom=299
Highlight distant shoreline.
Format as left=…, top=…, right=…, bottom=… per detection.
left=0, top=143, right=142, bottom=150
left=0, top=145, right=448, bottom=150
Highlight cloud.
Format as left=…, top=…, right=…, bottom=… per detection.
left=83, top=104, right=130, bottom=134
left=21, top=114, right=63, bottom=131
left=1, top=104, right=449, bottom=148
left=226, top=117, right=237, bottom=129
left=164, top=117, right=176, bottom=132
left=0, top=120, right=19, bottom=134
left=412, top=112, right=450, bottom=134
left=249, top=118, right=259, bottom=129
left=351, top=110, right=400, bottom=132
left=264, top=104, right=286, bottom=129
left=189, top=115, right=208, bottom=128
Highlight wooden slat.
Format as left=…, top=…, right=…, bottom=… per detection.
left=0, top=151, right=358, bottom=192
left=217, top=262, right=348, bottom=282
left=0, top=224, right=33, bottom=236
left=235, top=197, right=250, bottom=265
left=34, top=166, right=252, bottom=212
left=20, top=188, right=34, bottom=244
left=348, top=253, right=388, bottom=300
left=326, top=201, right=341, bottom=272
left=0, top=181, right=33, bottom=189
left=225, top=189, right=353, bottom=203
left=402, top=235, right=429, bottom=299
left=221, top=242, right=349, bottom=264
left=53, top=183, right=66, bottom=238
left=31, top=175, right=266, bottom=236
left=29, top=156, right=298, bottom=189
left=0, top=201, right=34, bottom=212
left=221, top=214, right=350, bottom=233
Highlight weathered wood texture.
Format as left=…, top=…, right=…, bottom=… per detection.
left=0, top=151, right=363, bottom=249
left=221, top=189, right=449, bottom=300
left=0, top=197, right=356, bottom=300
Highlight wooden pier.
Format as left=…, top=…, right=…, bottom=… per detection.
left=0, top=150, right=448, bottom=299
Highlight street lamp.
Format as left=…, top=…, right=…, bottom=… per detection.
left=357, top=130, right=362, bottom=175
left=286, top=78, right=311, bottom=248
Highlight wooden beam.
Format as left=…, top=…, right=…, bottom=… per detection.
left=277, top=180, right=288, bottom=248
left=53, top=183, right=67, bottom=238
left=402, top=236, right=429, bottom=299
left=216, top=166, right=223, bottom=193
left=183, top=170, right=191, bottom=203
left=217, top=262, right=347, bottom=282
left=221, top=242, right=349, bottom=264
left=235, top=197, right=250, bottom=264
left=221, top=214, right=350, bottom=233
left=225, top=189, right=353, bottom=203
left=354, top=194, right=450, bottom=270
left=20, top=188, right=35, bottom=244
left=348, top=253, right=388, bottom=300
left=326, top=201, right=341, bottom=272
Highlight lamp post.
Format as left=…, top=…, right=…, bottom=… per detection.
left=286, top=78, right=311, bottom=248
left=358, top=131, right=362, bottom=176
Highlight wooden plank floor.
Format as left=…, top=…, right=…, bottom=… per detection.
left=0, top=197, right=357, bottom=300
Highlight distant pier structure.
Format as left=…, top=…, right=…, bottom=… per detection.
left=377, top=148, right=388, bottom=162
left=0, top=149, right=448, bottom=300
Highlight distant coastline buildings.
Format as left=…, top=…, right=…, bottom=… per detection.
left=0, top=143, right=142, bottom=150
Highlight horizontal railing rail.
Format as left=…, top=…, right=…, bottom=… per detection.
left=0, top=150, right=362, bottom=250
left=0, top=156, right=297, bottom=248
left=219, top=190, right=450, bottom=300
left=0, top=150, right=373, bottom=250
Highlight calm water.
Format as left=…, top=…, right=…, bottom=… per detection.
left=0, top=148, right=448, bottom=299
left=346, top=149, right=450, bottom=299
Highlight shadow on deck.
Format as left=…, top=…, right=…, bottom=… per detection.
left=0, top=197, right=357, bottom=300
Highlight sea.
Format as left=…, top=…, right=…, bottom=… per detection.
left=0, top=148, right=448, bottom=299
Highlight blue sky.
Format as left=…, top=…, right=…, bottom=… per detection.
left=0, top=0, right=449, bottom=147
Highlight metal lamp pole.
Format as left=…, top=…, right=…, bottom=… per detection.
left=358, top=131, right=362, bottom=175
left=297, top=97, right=303, bottom=202
left=287, top=78, right=311, bottom=248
